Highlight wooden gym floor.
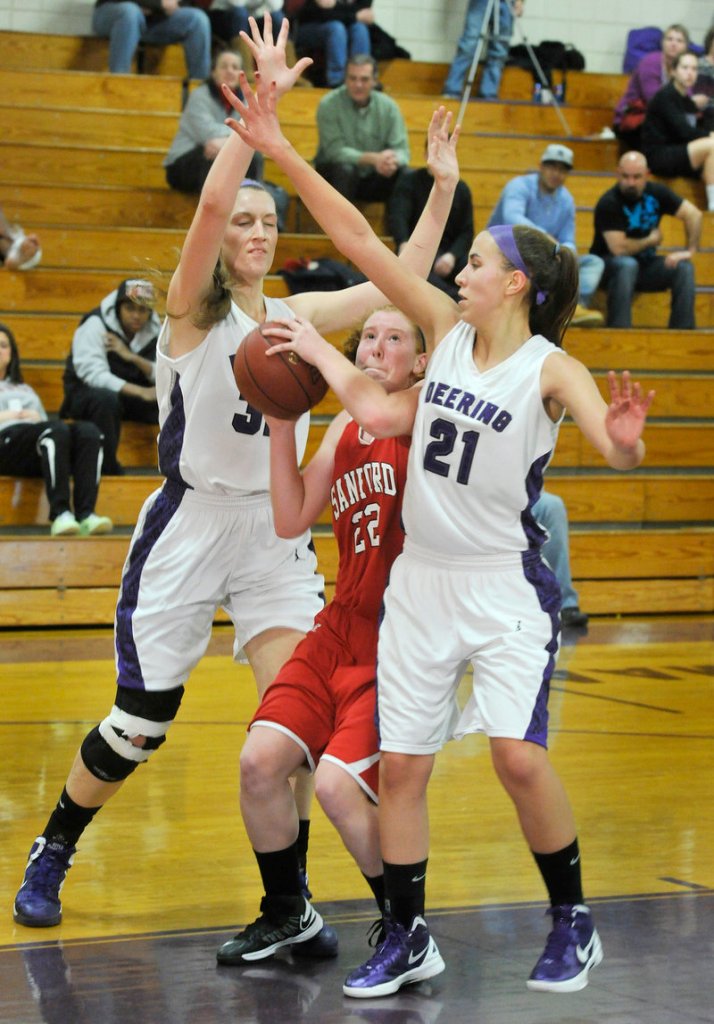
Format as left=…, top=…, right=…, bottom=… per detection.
left=1, top=616, right=712, bottom=1023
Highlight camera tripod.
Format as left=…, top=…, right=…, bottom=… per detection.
left=454, top=0, right=572, bottom=136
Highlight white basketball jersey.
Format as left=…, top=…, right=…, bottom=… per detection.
left=155, top=297, right=309, bottom=494
left=403, top=320, right=565, bottom=560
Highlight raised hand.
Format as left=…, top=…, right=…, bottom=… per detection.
left=222, top=74, right=285, bottom=160
left=604, top=370, right=655, bottom=451
left=238, top=15, right=312, bottom=101
left=426, top=106, right=461, bottom=191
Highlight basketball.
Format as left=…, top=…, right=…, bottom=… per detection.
left=233, top=321, right=329, bottom=419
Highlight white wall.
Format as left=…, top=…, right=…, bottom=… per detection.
left=0, top=0, right=711, bottom=73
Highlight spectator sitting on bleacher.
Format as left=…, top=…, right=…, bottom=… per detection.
left=590, top=151, right=702, bottom=330
left=314, top=53, right=409, bottom=214
left=0, top=205, right=41, bottom=272
left=642, top=52, right=714, bottom=212
left=612, top=23, right=692, bottom=146
left=92, top=0, right=211, bottom=79
left=487, top=143, right=605, bottom=326
left=60, top=279, right=161, bottom=477
left=0, top=323, right=113, bottom=537
left=163, top=48, right=289, bottom=226
left=387, top=138, right=473, bottom=301
left=295, top=0, right=373, bottom=88
left=187, top=2, right=285, bottom=74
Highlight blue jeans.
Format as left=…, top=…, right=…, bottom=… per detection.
left=578, top=253, right=604, bottom=306
left=533, top=491, right=579, bottom=610
left=443, top=0, right=514, bottom=99
left=601, top=253, right=696, bottom=329
left=92, top=2, right=211, bottom=78
left=212, top=6, right=285, bottom=41
left=296, top=20, right=371, bottom=87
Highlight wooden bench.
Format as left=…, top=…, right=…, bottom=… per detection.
left=0, top=523, right=710, bottom=627
left=1, top=472, right=712, bottom=533
left=0, top=30, right=188, bottom=77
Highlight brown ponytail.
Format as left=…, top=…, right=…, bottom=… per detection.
left=510, top=226, right=579, bottom=347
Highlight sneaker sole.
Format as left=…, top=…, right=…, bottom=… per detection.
left=13, top=905, right=62, bottom=928
left=216, top=910, right=324, bottom=965
left=343, top=949, right=446, bottom=999
left=526, top=931, right=603, bottom=993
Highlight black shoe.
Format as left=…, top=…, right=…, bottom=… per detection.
left=216, top=896, right=323, bottom=965
left=561, top=606, right=589, bottom=628
left=291, top=870, right=339, bottom=958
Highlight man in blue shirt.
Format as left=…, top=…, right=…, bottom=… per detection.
left=488, top=143, right=605, bottom=326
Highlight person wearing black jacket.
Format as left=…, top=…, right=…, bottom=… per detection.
left=387, top=156, right=474, bottom=300
left=61, top=280, right=161, bottom=475
left=642, top=51, right=714, bottom=211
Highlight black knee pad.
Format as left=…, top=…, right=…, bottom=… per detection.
left=81, top=685, right=185, bottom=782
left=80, top=725, right=140, bottom=783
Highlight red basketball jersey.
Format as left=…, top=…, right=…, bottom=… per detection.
left=329, top=420, right=410, bottom=619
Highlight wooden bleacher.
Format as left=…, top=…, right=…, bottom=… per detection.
left=0, top=30, right=712, bottom=624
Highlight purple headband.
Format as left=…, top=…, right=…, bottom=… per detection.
left=488, top=224, right=547, bottom=306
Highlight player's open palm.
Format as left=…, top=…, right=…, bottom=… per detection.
left=427, top=107, right=460, bottom=191
left=604, top=370, right=655, bottom=451
left=240, top=15, right=313, bottom=100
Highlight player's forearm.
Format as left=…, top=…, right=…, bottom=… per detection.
left=268, top=422, right=309, bottom=537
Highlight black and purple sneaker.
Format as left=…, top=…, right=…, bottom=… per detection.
left=343, top=915, right=445, bottom=998
left=14, top=837, right=75, bottom=928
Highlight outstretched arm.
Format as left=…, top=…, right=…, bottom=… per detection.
left=166, top=17, right=312, bottom=356
left=543, top=355, right=654, bottom=470
left=225, top=79, right=459, bottom=351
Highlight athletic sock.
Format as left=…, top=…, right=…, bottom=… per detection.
left=254, top=843, right=302, bottom=900
left=43, top=787, right=101, bottom=848
left=532, top=837, right=584, bottom=907
left=383, top=859, right=428, bottom=929
left=296, top=819, right=310, bottom=873
left=362, top=872, right=386, bottom=914
left=707, top=184, right=714, bottom=212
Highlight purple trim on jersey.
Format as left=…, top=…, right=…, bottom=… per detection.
left=158, top=373, right=190, bottom=487
left=521, top=451, right=552, bottom=549
left=521, top=549, right=561, bottom=747
left=115, top=480, right=187, bottom=689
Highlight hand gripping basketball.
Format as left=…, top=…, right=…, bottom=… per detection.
left=233, top=321, right=329, bottom=419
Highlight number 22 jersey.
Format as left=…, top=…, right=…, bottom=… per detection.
left=330, top=419, right=411, bottom=619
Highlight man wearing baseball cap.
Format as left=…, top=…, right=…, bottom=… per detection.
left=488, top=142, right=605, bottom=326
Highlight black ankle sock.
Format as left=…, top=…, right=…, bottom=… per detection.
left=362, top=872, right=386, bottom=914
left=254, top=843, right=302, bottom=900
left=383, top=859, right=427, bottom=929
left=43, top=787, right=101, bottom=848
left=532, top=838, right=584, bottom=907
left=296, top=819, right=310, bottom=873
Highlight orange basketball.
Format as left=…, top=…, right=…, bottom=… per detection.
left=233, top=321, right=329, bottom=419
